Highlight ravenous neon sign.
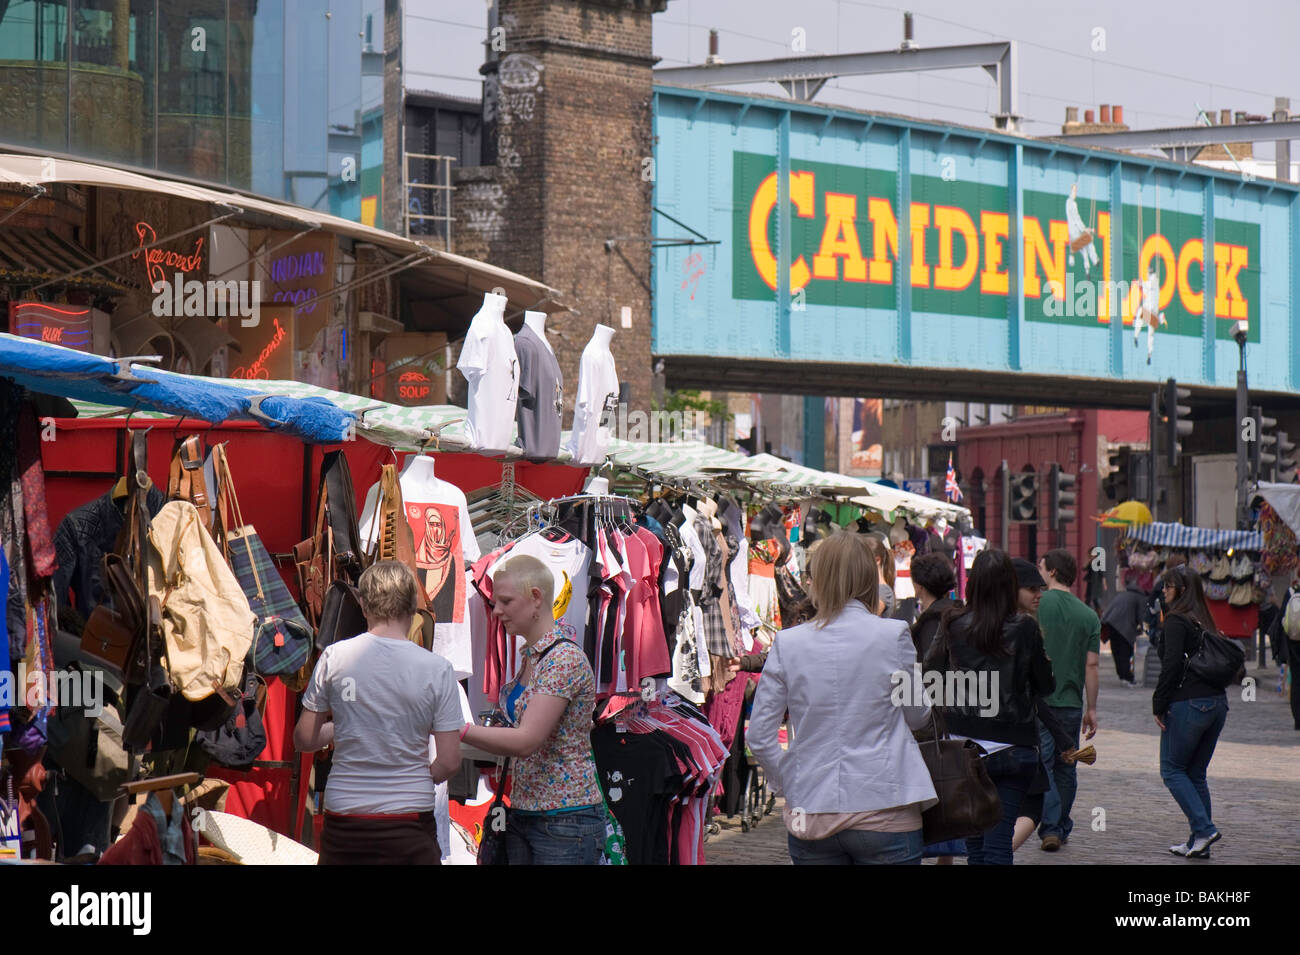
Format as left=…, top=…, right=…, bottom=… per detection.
left=133, top=221, right=204, bottom=289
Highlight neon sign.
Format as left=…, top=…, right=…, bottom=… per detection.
left=133, top=221, right=205, bottom=289
left=230, top=317, right=288, bottom=380
left=9, top=302, right=93, bottom=352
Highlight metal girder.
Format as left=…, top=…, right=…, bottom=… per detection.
left=1047, top=119, right=1300, bottom=150
left=656, top=42, right=1020, bottom=130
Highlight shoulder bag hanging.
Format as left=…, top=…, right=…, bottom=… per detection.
left=212, top=446, right=314, bottom=676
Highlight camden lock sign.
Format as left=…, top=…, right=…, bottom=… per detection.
left=732, top=152, right=1260, bottom=343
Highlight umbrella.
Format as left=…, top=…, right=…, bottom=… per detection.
left=1099, top=500, right=1153, bottom=527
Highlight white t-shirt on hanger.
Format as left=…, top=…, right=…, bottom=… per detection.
left=488, top=533, right=593, bottom=643
left=358, top=456, right=481, bottom=679
left=565, top=325, right=619, bottom=466
left=456, top=292, right=519, bottom=453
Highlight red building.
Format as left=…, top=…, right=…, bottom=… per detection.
left=958, top=409, right=1148, bottom=597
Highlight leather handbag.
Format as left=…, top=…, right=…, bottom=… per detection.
left=317, top=579, right=367, bottom=651
left=1180, top=616, right=1245, bottom=689
left=79, top=604, right=134, bottom=674
left=916, top=709, right=1002, bottom=845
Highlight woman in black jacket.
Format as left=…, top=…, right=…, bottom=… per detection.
left=1153, top=565, right=1230, bottom=859
left=924, top=549, right=1055, bottom=865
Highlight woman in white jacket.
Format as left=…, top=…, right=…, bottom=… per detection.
left=750, top=532, right=937, bottom=865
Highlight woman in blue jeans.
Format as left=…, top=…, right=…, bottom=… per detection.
left=924, top=549, right=1055, bottom=865
left=1153, top=566, right=1230, bottom=859
left=462, top=556, right=606, bottom=864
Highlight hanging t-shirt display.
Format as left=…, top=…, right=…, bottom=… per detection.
left=566, top=324, right=619, bottom=466
left=456, top=292, right=519, bottom=453
left=358, top=456, right=481, bottom=678
left=514, top=319, right=563, bottom=461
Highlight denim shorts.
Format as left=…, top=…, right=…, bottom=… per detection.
left=504, top=806, right=604, bottom=865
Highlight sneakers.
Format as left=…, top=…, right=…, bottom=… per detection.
left=1040, top=835, right=1062, bottom=852
left=1186, top=831, right=1221, bottom=858
left=1169, top=841, right=1190, bottom=857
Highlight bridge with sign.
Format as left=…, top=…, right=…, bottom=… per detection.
left=650, top=86, right=1300, bottom=409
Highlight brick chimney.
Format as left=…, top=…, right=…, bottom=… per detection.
left=1199, top=109, right=1256, bottom=161
left=1061, top=104, right=1130, bottom=135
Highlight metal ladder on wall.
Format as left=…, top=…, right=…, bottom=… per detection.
left=402, top=129, right=456, bottom=248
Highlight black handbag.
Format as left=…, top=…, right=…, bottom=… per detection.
left=317, top=580, right=367, bottom=652
left=477, top=759, right=511, bottom=866
left=1180, top=616, right=1245, bottom=689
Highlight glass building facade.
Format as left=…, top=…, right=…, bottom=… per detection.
left=0, top=0, right=386, bottom=226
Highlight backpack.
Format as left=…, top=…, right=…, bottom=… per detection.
left=1284, top=591, right=1300, bottom=642
left=146, top=500, right=257, bottom=702
left=196, top=655, right=268, bottom=771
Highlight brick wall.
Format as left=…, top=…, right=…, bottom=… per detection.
left=452, top=0, right=666, bottom=421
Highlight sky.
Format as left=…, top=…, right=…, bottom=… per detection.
left=406, top=0, right=1300, bottom=158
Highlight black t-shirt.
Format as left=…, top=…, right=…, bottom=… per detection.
left=591, top=723, right=685, bottom=865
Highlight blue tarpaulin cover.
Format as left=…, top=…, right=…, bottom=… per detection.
left=0, top=333, right=353, bottom=444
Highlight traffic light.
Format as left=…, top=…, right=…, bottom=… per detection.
left=1249, top=405, right=1277, bottom=482
left=1103, top=447, right=1130, bottom=502
left=1278, top=431, right=1298, bottom=483
left=1164, top=378, right=1192, bottom=467
left=1047, top=462, right=1077, bottom=531
left=1008, top=471, right=1038, bottom=523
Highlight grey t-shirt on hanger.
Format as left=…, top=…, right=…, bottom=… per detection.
left=514, top=324, right=564, bottom=460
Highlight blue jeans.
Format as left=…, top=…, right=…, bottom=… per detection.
left=504, top=806, right=604, bottom=865
left=968, top=744, right=1040, bottom=866
left=788, top=827, right=923, bottom=865
left=1038, top=705, right=1082, bottom=841
left=1160, top=696, right=1228, bottom=840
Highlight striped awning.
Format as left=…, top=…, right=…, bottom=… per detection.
left=1127, top=521, right=1262, bottom=551
left=0, top=228, right=131, bottom=295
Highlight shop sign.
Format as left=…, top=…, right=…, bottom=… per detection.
left=8, top=302, right=93, bottom=352
left=132, top=220, right=205, bottom=290
left=228, top=304, right=294, bottom=381
left=261, top=231, right=335, bottom=345
left=733, top=152, right=1260, bottom=342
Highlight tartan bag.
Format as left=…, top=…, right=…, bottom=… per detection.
left=213, top=446, right=313, bottom=676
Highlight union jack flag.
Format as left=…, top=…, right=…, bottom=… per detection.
left=945, top=453, right=963, bottom=503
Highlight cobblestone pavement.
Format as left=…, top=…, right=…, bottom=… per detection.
left=704, top=636, right=1299, bottom=865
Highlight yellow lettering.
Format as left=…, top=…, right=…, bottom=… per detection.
left=910, top=203, right=930, bottom=288
left=1177, top=239, right=1204, bottom=315
left=1022, top=218, right=1069, bottom=299
left=933, top=206, right=979, bottom=291
left=812, top=192, right=868, bottom=281
left=1139, top=234, right=1177, bottom=310
left=979, top=211, right=1009, bottom=295
left=747, top=170, right=816, bottom=292
left=867, top=197, right=897, bottom=284
left=1213, top=243, right=1248, bottom=319
left=1097, top=211, right=1111, bottom=323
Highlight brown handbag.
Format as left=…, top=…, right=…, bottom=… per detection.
left=294, top=493, right=330, bottom=629
left=80, top=431, right=154, bottom=684
left=916, top=708, right=1003, bottom=844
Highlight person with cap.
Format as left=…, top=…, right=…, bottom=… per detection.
left=1010, top=557, right=1087, bottom=853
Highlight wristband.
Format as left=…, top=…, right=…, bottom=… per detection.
left=459, top=723, right=472, bottom=742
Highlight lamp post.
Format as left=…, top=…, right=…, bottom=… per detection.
left=1233, top=321, right=1249, bottom=530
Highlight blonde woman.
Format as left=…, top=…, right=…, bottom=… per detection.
left=749, top=532, right=937, bottom=865
left=462, top=555, right=605, bottom=865
left=294, top=560, right=464, bottom=865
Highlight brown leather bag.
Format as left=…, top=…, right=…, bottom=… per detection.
left=294, top=493, right=330, bottom=629
left=167, top=435, right=211, bottom=527
left=370, top=463, right=429, bottom=612
left=80, top=431, right=153, bottom=684
left=916, top=710, right=1003, bottom=845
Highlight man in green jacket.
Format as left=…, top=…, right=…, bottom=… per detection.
left=1035, top=549, right=1100, bottom=851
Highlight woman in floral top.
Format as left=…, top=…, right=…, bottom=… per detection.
left=461, top=554, right=604, bottom=865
